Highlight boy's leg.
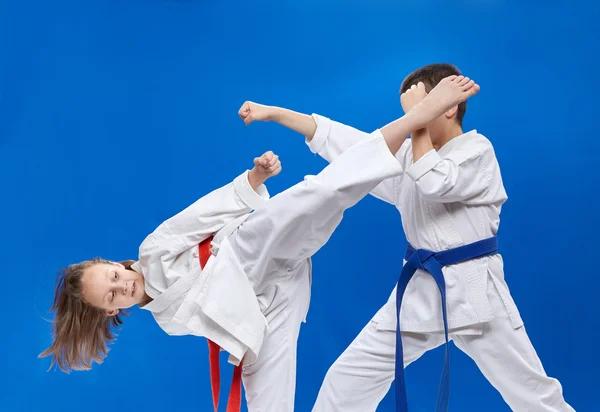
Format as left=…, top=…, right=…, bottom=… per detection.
left=453, top=317, right=575, bottom=411
left=312, top=299, right=446, bottom=412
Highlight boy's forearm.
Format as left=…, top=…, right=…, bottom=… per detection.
left=411, top=129, right=434, bottom=162
left=379, top=109, right=425, bottom=154
left=268, top=107, right=317, bottom=141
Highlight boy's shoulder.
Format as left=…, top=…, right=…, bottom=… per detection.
left=454, top=130, right=496, bottom=156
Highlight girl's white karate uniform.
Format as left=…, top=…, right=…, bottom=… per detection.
left=130, top=132, right=404, bottom=411
left=308, top=115, right=574, bottom=412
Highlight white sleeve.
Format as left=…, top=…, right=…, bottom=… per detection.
left=406, top=142, right=493, bottom=203
left=306, top=114, right=406, bottom=205
left=139, top=170, right=269, bottom=259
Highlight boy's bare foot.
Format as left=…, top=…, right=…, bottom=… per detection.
left=412, top=75, right=480, bottom=128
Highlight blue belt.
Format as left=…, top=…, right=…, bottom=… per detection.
left=395, top=236, right=498, bottom=412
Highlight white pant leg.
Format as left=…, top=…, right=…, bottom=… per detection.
left=453, top=317, right=575, bottom=411
left=231, top=132, right=403, bottom=289
left=312, top=301, right=446, bottom=412
left=241, top=263, right=311, bottom=412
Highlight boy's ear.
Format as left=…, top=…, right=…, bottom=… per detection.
left=445, top=105, right=459, bottom=119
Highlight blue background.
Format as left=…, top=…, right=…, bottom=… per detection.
left=2, top=0, right=597, bottom=411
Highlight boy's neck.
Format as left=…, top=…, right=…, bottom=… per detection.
left=432, top=123, right=464, bottom=151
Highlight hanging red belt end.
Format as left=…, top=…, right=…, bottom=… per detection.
left=200, top=237, right=243, bottom=412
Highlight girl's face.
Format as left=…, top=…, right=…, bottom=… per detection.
left=81, top=262, right=146, bottom=315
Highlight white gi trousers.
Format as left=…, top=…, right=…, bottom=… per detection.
left=228, top=131, right=403, bottom=412
left=312, top=289, right=575, bottom=412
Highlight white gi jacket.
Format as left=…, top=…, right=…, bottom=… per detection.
left=308, top=115, right=524, bottom=334
left=131, top=171, right=270, bottom=366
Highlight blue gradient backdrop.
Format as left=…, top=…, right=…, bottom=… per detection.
left=1, top=1, right=597, bottom=411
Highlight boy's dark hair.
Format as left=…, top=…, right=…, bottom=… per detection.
left=401, top=63, right=466, bottom=126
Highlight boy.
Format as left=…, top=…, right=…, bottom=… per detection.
left=240, top=64, right=574, bottom=411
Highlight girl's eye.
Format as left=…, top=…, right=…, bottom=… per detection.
left=114, top=272, right=118, bottom=280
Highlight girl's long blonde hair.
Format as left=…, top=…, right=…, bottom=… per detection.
left=39, top=258, right=136, bottom=373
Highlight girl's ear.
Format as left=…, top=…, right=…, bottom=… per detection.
left=119, top=260, right=137, bottom=270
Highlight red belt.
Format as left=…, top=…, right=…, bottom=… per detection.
left=199, top=236, right=243, bottom=412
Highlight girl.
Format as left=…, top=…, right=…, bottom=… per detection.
left=40, top=75, right=479, bottom=412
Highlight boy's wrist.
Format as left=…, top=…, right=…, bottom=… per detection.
left=269, top=106, right=287, bottom=122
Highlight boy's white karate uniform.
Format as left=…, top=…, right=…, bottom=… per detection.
left=308, top=115, right=574, bottom=412
left=131, top=132, right=404, bottom=411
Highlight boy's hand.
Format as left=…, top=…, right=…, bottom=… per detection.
left=238, top=101, right=275, bottom=126
left=401, top=82, right=428, bottom=113
left=248, top=151, right=282, bottom=189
